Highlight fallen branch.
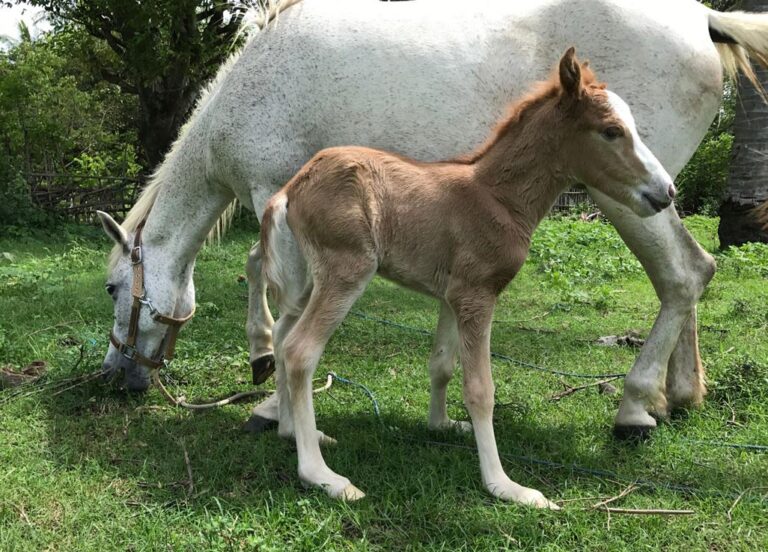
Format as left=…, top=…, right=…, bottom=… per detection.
left=591, top=483, right=638, bottom=510
left=182, top=441, right=194, bottom=496
left=550, top=376, right=621, bottom=401
left=595, top=507, right=694, bottom=515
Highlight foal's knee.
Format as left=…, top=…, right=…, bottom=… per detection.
left=429, top=346, right=455, bottom=385
left=283, top=337, right=320, bottom=387
left=463, top=379, right=494, bottom=418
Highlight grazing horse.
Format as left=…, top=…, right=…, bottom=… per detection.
left=260, top=49, right=674, bottom=506
left=98, top=0, right=768, bottom=437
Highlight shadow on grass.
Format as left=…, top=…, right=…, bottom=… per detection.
left=38, top=379, right=763, bottom=509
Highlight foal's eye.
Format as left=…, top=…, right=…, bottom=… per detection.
left=105, top=284, right=116, bottom=297
left=601, top=126, right=624, bottom=141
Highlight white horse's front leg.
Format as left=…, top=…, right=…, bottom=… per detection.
left=427, top=301, right=472, bottom=433
left=589, top=190, right=715, bottom=436
left=246, top=242, right=276, bottom=384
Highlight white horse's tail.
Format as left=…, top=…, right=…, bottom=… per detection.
left=261, top=193, right=310, bottom=315
left=708, top=8, right=768, bottom=98
left=756, top=200, right=768, bottom=229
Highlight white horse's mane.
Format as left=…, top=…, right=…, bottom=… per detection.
left=109, top=0, right=302, bottom=270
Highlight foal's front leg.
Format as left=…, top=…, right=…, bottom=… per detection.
left=450, top=292, right=558, bottom=509
left=427, top=301, right=472, bottom=433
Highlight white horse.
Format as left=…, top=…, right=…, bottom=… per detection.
left=98, top=0, right=768, bottom=438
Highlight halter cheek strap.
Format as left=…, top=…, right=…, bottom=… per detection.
left=109, top=221, right=195, bottom=370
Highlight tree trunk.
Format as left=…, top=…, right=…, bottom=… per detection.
left=137, top=79, right=198, bottom=169
left=718, top=0, right=768, bottom=247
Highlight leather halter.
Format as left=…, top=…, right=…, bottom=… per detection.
left=109, top=221, right=195, bottom=370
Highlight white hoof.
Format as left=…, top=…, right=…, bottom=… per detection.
left=279, top=428, right=337, bottom=446
left=338, top=483, right=366, bottom=502
left=487, top=481, right=559, bottom=510
left=301, top=469, right=365, bottom=501
left=428, top=419, right=473, bottom=433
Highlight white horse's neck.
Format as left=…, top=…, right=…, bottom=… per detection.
left=141, top=142, right=234, bottom=281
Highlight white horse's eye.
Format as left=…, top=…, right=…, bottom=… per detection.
left=105, top=284, right=116, bottom=296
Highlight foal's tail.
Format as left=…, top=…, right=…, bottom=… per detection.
left=261, top=192, right=309, bottom=315
left=708, top=8, right=768, bottom=99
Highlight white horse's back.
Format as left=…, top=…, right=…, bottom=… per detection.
left=196, top=0, right=721, bottom=215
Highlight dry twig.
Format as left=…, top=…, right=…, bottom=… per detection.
left=550, top=376, right=621, bottom=401
left=595, top=507, right=694, bottom=516
left=182, top=441, right=194, bottom=496
left=727, top=487, right=768, bottom=522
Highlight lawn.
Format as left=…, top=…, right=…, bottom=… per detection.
left=0, top=215, right=766, bottom=551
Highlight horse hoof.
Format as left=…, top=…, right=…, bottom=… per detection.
left=612, top=424, right=654, bottom=441
left=251, top=355, right=276, bottom=385
left=340, top=484, right=366, bottom=502
left=242, top=414, right=278, bottom=434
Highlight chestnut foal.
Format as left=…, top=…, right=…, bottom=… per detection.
left=261, top=49, right=675, bottom=507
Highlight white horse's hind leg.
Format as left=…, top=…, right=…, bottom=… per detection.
left=427, top=301, right=471, bottom=432
left=246, top=242, right=276, bottom=384
left=589, top=190, right=715, bottom=436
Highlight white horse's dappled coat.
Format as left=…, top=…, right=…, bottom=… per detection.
left=100, top=0, right=768, bottom=435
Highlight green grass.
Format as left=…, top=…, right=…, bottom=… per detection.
left=1, top=215, right=767, bottom=551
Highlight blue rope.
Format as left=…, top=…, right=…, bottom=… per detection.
left=324, top=369, right=767, bottom=502
left=349, top=310, right=626, bottom=379
left=329, top=372, right=381, bottom=419
left=682, top=439, right=768, bottom=453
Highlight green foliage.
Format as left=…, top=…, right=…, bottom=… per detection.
left=1, top=218, right=768, bottom=550
left=675, top=84, right=736, bottom=216
left=21, top=0, right=257, bottom=165
left=717, top=241, right=768, bottom=277
left=528, top=217, right=642, bottom=307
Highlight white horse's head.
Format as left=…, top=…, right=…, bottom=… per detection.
left=97, top=211, right=195, bottom=391
left=555, top=48, right=676, bottom=216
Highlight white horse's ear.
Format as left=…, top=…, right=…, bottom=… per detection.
left=97, top=211, right=130, bottom=254
left=559, top=46, right=582, bottom=99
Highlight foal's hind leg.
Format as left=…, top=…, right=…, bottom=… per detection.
left=246, top=242, right=276, bottom=384
left=427, top=301, right=471, bottom=433
left=284, top=264, right=375, bottom=500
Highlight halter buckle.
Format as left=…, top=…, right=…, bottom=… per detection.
left=119, top=343, right=138, bottom=361
left=131, top=246, right=143, bottom=265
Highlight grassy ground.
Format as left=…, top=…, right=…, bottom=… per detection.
left=0, top=215, right=766, bottom=551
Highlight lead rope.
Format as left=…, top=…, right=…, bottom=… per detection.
left=150, top=368, right=334, bottom=411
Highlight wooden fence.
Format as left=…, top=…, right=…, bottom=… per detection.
left=552, top=185, right=597, bottom=212
left=27, top=173, right=144, bottom=223
left=25, top=174, right=595, bottom=223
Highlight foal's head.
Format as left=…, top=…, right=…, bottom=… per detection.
left=548, top=48, right=675, bottom=216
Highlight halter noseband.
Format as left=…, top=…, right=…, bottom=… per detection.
left=109, top=221, right=195, bottom=371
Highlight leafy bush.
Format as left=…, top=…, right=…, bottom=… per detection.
left=675, top=132, right=733, bottom=216
left=716, top=241, right=768, bottom=277
left=528, top=217, right=642, bottom=307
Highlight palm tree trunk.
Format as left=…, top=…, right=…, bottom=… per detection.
left=718, top=0, right=768, bottom=247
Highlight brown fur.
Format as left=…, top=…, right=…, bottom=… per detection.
left=260, top=48, right=672, bottom=503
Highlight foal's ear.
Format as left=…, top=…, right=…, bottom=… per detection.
left=97, top=210, right=130, bottom=254
left=559, top=46, right=582, bottom=99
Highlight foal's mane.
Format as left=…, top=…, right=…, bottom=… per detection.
left=456, top=62, right=602, bottom=165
